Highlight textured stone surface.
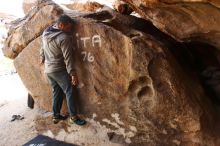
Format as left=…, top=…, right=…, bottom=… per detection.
left=113, top=0, right=133, bottom=15
left=3, top=0, right=220, bottom=145
left=123, top=0, right=220, bottom=50
left=22, top=0, right=37, bottom=15
left=14, top=37, right=52, bottom=110
left=64, top=1, right=104, bottom=12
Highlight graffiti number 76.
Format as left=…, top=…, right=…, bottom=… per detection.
left=81, top=51, right=94, bottom=62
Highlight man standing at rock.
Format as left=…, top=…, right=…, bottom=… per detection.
left=40, top=14, right=86, bottom=125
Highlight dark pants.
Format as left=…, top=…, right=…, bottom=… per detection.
left=46, top=70, right=76, bottom=117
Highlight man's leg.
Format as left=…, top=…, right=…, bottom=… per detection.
left=51, top=71, right=76, bottom=116
left=55, top=70, right=86, bottom=125
left=47, top=74, right=64, bottom=116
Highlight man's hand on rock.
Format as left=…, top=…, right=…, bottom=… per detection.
left=71, top=75, right=78, bottom=86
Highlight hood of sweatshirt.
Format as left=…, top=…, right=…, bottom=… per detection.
left=42, top=25, right=63, bottom=42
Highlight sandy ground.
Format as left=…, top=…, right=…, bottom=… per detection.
left=0, top=73, right=37, bottom=146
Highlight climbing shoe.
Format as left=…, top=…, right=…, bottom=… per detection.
left=52, top=115, right=66, bottom=124
left=69, top=116, right=86, bottom=125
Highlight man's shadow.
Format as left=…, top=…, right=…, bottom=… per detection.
left=72, top=86, right=83, bottom=115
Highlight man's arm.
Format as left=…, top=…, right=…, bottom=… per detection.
left=60, top=36, right=78, bottom=85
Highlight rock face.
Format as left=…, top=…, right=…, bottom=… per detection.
left=123, top=0, right=220, bottom=50
left=3, top=0, right=220, bottom=145
left=2, top=0, right=63, bottom=59
left=113, top=0, right=133, bottom=15
left=64, top=1, right=104, bottom=12
left=22, top=0, right=37, bottom=15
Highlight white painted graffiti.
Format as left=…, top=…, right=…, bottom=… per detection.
left=75, top=33, right=102, bottom=63
left=81, top=51, right=94, bottom=62
left=76, top=33, right=102, bottom=48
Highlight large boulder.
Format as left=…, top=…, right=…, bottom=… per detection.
left=123, top=0, right=220, bottom=50
left=3, top=0, right=220, bottom=145
left=2, top=0, right=63, bottom=59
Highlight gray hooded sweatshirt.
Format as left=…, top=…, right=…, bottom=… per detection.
left=40, top=25, right=76, bottom=76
